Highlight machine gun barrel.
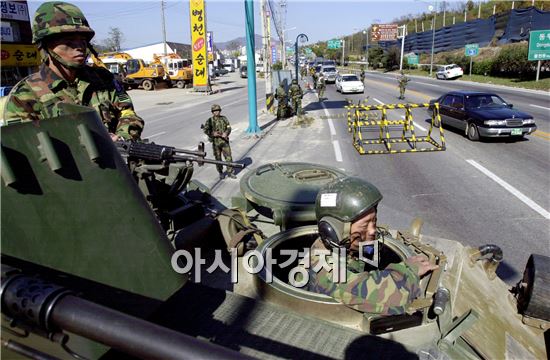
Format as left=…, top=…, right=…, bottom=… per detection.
left=117, top=140, right=206, bottom=161
left=1, top=273, right=252, bottom=360
left=171, top=155, right=245, bottom=169
left=116, top=140, right=245, bottom=169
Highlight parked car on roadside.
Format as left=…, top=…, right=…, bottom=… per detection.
left=428, top=91, right=536, bottom=141
left=335, top=74, right=365, bottom=94
left=321, top=66, right=338, bottom=83
left=436, top=64, right=463, bottom=80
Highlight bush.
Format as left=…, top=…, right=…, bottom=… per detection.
left=382, top=46, right=400, bottom=71
left=472, top=59, right=492, bottom=76
left=491, top=44, right=532, bottom=79
left=272, top=61, right=282, bottom=71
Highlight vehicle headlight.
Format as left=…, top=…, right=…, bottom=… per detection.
left=523, top=119, right=535, bottom=125
left=484, top=120, right=506, bottom=126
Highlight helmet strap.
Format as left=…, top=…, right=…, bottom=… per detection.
left=46, top=48, right=85, bottom=69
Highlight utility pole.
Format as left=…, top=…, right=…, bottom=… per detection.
left=245, top=0, right=259, bottom=134
left=399, top=25, right=406, bottom=71
left=341, top=39, right=345, bottom=66
left=161, top=0, right=168, bottom=59
left=281, top=1, right=287, bottom=69
left=478, top=1, right=481, bottom=18
left=261, top=0, right=273, bottom=113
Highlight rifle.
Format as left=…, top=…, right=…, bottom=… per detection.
left=116, top=140, right=245, bottom=169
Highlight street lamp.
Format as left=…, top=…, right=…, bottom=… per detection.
left=282, top=26, right=296, bottom=69
left=429, top=3, right=437, bottom=77
left=362, top=28, right=369, bottom=70
left=295, top=33, right=308, bottom=79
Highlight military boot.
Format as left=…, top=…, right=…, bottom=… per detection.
left=219, top=172, right=225, bottom=180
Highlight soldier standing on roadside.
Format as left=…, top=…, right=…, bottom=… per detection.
left=202, top=104, right=236, bottom=180
left=317, top=74, right=326, bottom=101
left=398, top=71, right=410, bottom=100
left=360, top=66, right=366, bottom=83
left=3, top=1, right=144, bottom=141
left=276, top=81, right=288, bottom=120
left=288, top=79, right=304, bottom=116
left=311, top=68, right=318, bottom=90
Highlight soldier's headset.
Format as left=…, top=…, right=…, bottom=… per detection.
left=318, top=205, right=378, bottom=250
left=318, top=217, right=352, bottom=250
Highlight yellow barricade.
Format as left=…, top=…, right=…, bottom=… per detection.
left=344, top=102, right=445, bottom=155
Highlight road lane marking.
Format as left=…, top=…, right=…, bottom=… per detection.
left=145, top=131, right=166, bottom=139
left=466, top=159, right=550, bottom=220
left=400, top=115, right=427, bottom=131
left=373, top=98, right=384, bottom=105
left=533, top=130, right=550, bottom=140
left=332, top=140, right=343, bottom=162
left=415, top=82, right=441, bottom=87
left=320, top=100, right=340, bottom=160
left=530, top=104, right=550, bottom=111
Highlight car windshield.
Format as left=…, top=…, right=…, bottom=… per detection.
left=323, top=67, right=336, bottom=72
left=342, top=75, right=359, bottom=81
left=465, top=95, right=507, bottom=109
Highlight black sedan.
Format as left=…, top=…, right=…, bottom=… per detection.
left=429, top=91, right=537, bottom=141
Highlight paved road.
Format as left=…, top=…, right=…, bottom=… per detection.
left=128, top=71, right=549, bottom=284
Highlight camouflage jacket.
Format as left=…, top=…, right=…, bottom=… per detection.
left=203, top=115, right=231, bottom=144
left=304, top=238, right=421, bottom=315
left=275, top=86, right=287, bottom=101
left=3, top=64, right=144, bottom=140
left=398, top=75, right=410, bottom=87
left=289, top=84, right=303, bottom=99
left=317, top=77, right=326, bottom=88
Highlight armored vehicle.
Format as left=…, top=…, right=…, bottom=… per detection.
left=1, top=107, right=548, bottom=359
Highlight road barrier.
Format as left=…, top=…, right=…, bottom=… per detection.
left=344, top=102, right=445, bottom=155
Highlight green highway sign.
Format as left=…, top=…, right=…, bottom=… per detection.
left=465, top=43, right=479, bottom=57
left=406, top=54, right=419, bottom=65
left=286, top=46, right=295, bottom=54
left=528, top=30, right=550, bottom=61
left=327, top=39, right=341, bottom=49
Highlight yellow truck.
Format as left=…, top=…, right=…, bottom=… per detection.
left=153, top=53, right=193, bottom=89
left=94, top=52, right=167, bottom=91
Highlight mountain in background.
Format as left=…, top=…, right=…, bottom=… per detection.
left=215, top=34, right=280, bottom=51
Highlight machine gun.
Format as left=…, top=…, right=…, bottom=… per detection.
left=115, top=140, right=245, bottom=169
left=115, top=140, right=244, bottom=240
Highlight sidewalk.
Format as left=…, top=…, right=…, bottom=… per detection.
left=192, top=78, right=325, bottom=207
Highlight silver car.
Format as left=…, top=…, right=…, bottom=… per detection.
left=321, top=66, right=338, bottom=83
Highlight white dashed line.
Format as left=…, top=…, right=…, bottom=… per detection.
left=530, top=104, right=550, bottom=111
left=145, top=131, right=166, bottom=139
left=415, top=82, right=441, bottom=87
left=373, top=98, right=384, bottom=105
left=466, top=159, right=550, bottom=220
left=328, top=118, right=336, bottom=136
left=332, top=140, right=343, bottom=162
left=401, top=115, right=426, bottom=131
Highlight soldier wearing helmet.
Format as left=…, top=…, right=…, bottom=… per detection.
left=304, top=176, right=438, bottom=315
left=288, top=78, right=303, bottom=116
left=3, top=1, right=144, bottom=141
left=202, top=104, right=236, bottom=180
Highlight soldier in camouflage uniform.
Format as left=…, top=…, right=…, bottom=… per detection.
left=398, top=70, right=410, bottom=100
left=202, top=104, right=236, bottom=180
left=275, top=82, right=288, bottom=120
left=311, top=67, right=318, bottom=90
left=303, top=177, right=438, bottom=315
left=288, top=79, right=303, bottom=116
left=317, top=74, right=326, bottom=101
left=2, top=1, right=144, bottom=141
left=360, top=66, right=366, bottom=83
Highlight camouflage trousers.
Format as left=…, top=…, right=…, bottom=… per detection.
left=277, top=100, right=288, bottom=119
left=318, top=86, right=325, bottom=100
left=399, top=86, right=406, bottom=99
left=212, top=140, right=234, bottom=174
left=291, top=98, right=302, bottom=115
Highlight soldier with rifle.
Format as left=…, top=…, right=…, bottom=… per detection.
left=398, top=71, right=410, bottom=100
left=289, top=79, right=304, bottom=116
left=202, top=104, right=237, bottom=180
left=276, top=81, right=289, bottom=120
left=317, top=74, right=326, bottom=101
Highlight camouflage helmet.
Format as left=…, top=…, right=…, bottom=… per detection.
left=211, top=104, right=222, bottom=112
left=315, top=177, right=382, bottom=249
left=32, top=1, right=95, bottom=44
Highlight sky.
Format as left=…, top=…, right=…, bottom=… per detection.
left=26, top=0, right=464, bottom=49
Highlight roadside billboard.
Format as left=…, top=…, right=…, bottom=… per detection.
left=1, top=44, right=39, bottom=67
left=371, top=24, right=398, bottom=41
left=189, top=0, right=209, bottom=88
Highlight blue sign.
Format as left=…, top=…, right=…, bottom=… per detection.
left=271, top=46, right=277, bottom=63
